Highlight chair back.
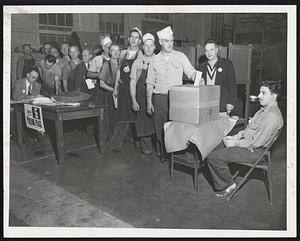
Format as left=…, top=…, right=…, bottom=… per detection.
left=265, top=128, right=282, bottom=152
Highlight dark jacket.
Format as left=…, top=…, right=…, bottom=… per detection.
left=74, top=61, right=94, bottom=96
left=12, top=78, right=41, bottom=100
left=198, top=57, right=237, bottom=112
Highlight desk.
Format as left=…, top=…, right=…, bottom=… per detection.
left=13, top=101, right=107, bottom=165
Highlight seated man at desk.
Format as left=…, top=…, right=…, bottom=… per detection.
left=12, top=67, right=41, bottom=100
left=206, top=80, right=283, bottom=199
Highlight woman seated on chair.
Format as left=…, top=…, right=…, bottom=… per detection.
left=206, top=80, right=283, bottom=199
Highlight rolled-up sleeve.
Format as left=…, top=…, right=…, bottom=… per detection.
left=89, top=56, right=103, bottom=73
left=181, top=53, right=196, bottom=79
left=130, top=59, right=140, bottom=83
left=145, top=62, right=155, bottom=86
left=99, top=62, right=109, bottom=82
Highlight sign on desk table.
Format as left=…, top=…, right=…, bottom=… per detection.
left=24, top=104, right=45, bottom=132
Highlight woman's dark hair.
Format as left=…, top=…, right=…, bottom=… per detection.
left=260, top=80, right=281, bottom=100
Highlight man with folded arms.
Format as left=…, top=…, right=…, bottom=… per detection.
left=206, top=80, right=283, bottom=199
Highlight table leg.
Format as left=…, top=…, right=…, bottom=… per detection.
left=95, top=109, right=104, bottom=154
left=15, top=110, right=23, bottom=145
left=54, top=115, right=64, bottom=164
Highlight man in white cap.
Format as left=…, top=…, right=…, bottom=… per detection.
left=146, top=26, right=197, bottom=158
left=129, top=33, right=156, bottom=160
left=87, top=35, right=112, bottom=103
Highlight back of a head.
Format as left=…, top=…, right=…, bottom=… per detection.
left=45, top=54, right=56, bottom=64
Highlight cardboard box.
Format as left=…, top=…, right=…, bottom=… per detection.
left=169, top=85, right=220, bottom=124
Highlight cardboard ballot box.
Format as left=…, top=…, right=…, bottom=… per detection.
left=169, top=85, right=220, bottom=124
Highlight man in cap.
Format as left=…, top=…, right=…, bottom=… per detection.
left=88, top=36, right=112, bottom=75
left=16, top=43, right=36, bottom=80
left=146, top=26, right=197, bottom=157
left=87, top=36, right=112, bottom=103
left=129, top=33, right=156, bottom=160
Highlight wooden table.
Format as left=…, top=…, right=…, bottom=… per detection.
left=13, top=101, right=107, bottom=165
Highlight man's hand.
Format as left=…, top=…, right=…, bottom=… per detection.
left=223, top=135, right=239, bottom=141
left=132, top=101, right=140, bottom=112
left=226, top=104, right=234, bottom=114
left=223, top=138, right=237, bottom=148
left=147, top=102, right=154, bottom=115
left=113, top=89, right=118, bottom=98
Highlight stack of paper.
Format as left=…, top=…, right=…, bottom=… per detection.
left=32, top=96, right=53, bottom=104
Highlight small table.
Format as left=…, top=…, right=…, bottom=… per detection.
left=13, top=101, right=107, bottom=165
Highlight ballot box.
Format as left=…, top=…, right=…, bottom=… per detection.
left=169, top=85, right=220, bottom=124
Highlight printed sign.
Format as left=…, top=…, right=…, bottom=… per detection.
left=24, top=104, right=45, bottom=132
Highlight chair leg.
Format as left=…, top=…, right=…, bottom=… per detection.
left=170, top=153, right=174, bottom=181
left=232, top=170, right=240, bottom=180
left=194, top=162, right=198, bottom=191
left=267, top=152, right=272, bottom=204
left=160, top=141, right=164, bottom=165
left=227, top=165, right=256, bottom=201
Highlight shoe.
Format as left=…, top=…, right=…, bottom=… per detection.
left=213, top=183, right=238, bottom=199
left=141, top=153, right=151, bottom=161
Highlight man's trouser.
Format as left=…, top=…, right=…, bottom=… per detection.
left=206, top=142, right=265, bottom=191
left=153, top=94, right=169, bottom=155
left=140, top=135, right=154, bottom=154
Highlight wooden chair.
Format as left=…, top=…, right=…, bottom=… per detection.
left=170, top=144, right=204, bottom=190
left=227, top=128, right=282, bottom=204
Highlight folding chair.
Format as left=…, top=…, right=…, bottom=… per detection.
left=170, top=144, right=205, bottom=191
left=227, top=128, right=282, bottom=204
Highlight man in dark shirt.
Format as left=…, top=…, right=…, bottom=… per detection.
left=198, top=40, right=237, bottom=114
left=16, top=43, right=36, bottom=80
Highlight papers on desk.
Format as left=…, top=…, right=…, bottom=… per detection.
left=85, top=79, right=95, bottom=89
left=59, top=102, right=81, bottom=107
left=10, top=99, right=32, bottom=104
left=40, top=101, right=81, bottom=107
left=32, top=95, right=53, bottom=104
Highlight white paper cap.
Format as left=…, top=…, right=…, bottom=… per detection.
left=101, top=36, right=112, bottom=47
left=157, top=26, right=173, bottom=40
left=130, top=27, right=142, bottom=38
left=142, top=33, right=155, bottom=43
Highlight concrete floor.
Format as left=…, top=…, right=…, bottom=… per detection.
left=8, top=124, right=287, bottom=229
